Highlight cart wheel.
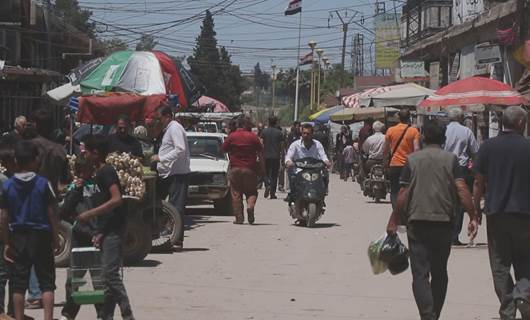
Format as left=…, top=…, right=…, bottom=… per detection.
left=55, top=220, right=73, bottom=268
left=123, top=221, right=152, bottom=266
left=151, top=201, right=182, bottom=252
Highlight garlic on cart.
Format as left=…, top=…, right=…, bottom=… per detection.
left=105, top=152, right=146, bottom=199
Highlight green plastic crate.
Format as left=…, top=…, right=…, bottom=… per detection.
left=71, top=290, right=105, bottom=305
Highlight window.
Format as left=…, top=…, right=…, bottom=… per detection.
left=188, top=136, right=226, bottom=159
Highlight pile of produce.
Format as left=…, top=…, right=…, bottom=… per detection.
left=0, top=164, right=6, bottom=174
left=66, top=153, right=146, bottom=199
left=106, top=152, right=145, bottom=198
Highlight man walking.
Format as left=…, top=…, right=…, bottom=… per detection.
left=473, top=106, right=530, bottom=320
left=384, top=108, right=420, bottom=208
left=387, top=120, right=478, bottom=320
left=260, top=116, right=283, bottom=199
left=444, top=107, right=479, bottom=245
left=221, top=117, right=264, bottom=224
left=152, top=105, right=190, bottom=250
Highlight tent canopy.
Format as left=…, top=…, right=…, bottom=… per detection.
left=330, top=107, right=399, bottom=123
left=308, top=105, right=344, bottom=122
left=359, top=83, right=434, bottom=108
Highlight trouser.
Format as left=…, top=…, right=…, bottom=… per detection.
left=452, top=166, right=474, bottom=242
left=158, top=174, right=189, bottom=244
left=343, top=162, right=353, bottom=179
left=0, top=244, right=8, bottom=314
left=388, top=166, right=403, bottom=209
left=278, top=160, right=285, bottom=190
left=27, top=267, right=41, bottom=300
left=62, top=236, right=103, bottom=319
left=487, top=214, right=530, bottom=320
left=228, top=167, right=258, bottom=222
left=264, top=158, right=280, bottom=196
left=101, top=233, right=134, bottom=320
left=408, top=221, right=453, bottom=320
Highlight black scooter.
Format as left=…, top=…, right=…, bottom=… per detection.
left=363, top=163, right=389, bottom=203
left=288, top=157, right=327, bottom=227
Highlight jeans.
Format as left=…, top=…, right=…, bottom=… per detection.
left=158, top=174, right=189, bottom=244
left=101, top=233, right=134, bottom=320
left=487, top=214, right=530, bottom=320
left=264, top=158, right=280, bottom=196
left=278, top=160, right=285, bottom=190
left=408, top=222, right=453, bottom=320
left=388, top=166, right=403, bottom=209
left=27, top=267, right=42, bottom=300
left=452, top=167, right=474, bottom=243
left=0, top=244, right=7, bottom=314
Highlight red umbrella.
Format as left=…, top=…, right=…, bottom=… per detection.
left=419, top=76, right=529, bottom=110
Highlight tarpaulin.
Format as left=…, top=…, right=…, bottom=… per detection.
left=116, top=51, right=166, bottom=96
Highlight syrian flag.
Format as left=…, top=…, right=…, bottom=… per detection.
left=285, top=0, right=302, bottom=15
left=300, top=52, right=313, bottom=65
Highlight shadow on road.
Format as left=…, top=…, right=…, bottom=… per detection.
left=131, top=259, right=162, bottom=267
left=292, top=223, right=340, bottom=229
left=366, top=200, right=391, bottom=204
left=248, top=223, right=277, bottom=226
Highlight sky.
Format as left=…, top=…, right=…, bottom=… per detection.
left=78, top=0, right=404, bottom=73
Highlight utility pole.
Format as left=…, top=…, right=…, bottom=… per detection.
left=329, top=9, right=361, bottom=89
left=352, top=33, right=364, bottom=89
left=271, top=64, right=277, bottom=112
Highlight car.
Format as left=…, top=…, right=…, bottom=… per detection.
left=186, top=132, right=232, bottom=214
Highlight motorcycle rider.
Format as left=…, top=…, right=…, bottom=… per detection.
left=359, top=121, right=386, bottom=187
left=285, top=123, right=331, bottom=204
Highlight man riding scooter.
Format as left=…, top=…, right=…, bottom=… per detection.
left=285, top=124, right=331, bottom=202
left=359, top=121, right=386, bottom=188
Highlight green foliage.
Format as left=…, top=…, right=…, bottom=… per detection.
left=54, top=0, right=95, bottom=37
left=188, top=10, right=246, bottom=110
left=101, top=38, right=129, bottom=55
left=135, top=34, right=158, bottom=51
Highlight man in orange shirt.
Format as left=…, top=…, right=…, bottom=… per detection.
left=384, top=109, right=421, bottom=209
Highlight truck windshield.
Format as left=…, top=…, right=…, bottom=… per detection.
left=187, top=136, right=226, bottom=159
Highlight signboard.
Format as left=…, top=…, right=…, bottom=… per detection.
left=429, top=62, right=440, bottom=89
left=400, top=60, right=426, bottom=79
left=475, top=44, right=502, bottom=64
left=453, top=0, right=484, bottom=25
left=449, top=53, right=460, bottom=82
left=375, top=12, right=401, bottom=69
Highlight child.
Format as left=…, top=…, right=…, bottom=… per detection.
left=60, top=155, right=103, bottom=320
left=78, top=134, right=134, bottom=320
left=0, top=141, right=60, bottom=320
left=342, top=141, right=355, bottom=181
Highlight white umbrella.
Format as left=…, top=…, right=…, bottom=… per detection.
left=359, top=83, right=434, bottom=108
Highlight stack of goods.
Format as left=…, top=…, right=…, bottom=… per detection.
left=105, top=152, right=145, bottom=199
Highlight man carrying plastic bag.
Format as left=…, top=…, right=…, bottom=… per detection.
left=386, top=120, right=478, bottom=320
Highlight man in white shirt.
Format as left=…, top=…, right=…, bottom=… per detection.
left=359, top=121, right=386, bottom=187
left=151, top=105, right=190, bottom=249
left=285, top=124, right=330, bottom=202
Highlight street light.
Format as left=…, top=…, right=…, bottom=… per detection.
left=316, top=48, right=324, bottom=110
left=308, top=40, right=317, bottom=111
left=271, top=64, right=277, bottom=112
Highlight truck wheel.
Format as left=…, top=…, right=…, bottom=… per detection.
left=55, top=221, right=72, bottom=268
left=213, top=193, right=232, bottom=215
left=151, top=201, right=182, bottom=252
left=123, top=221, right=152, bottom=266
left=306, top=203, right=317, bottom=228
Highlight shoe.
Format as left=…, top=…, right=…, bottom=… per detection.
left=264, top=187, right=270, bottom=198
left=452, top=240, right=466, bottom=246
left=247, top=208, right=255, bottom=225
left=278, top=187, right=285, bottom=192
left=270, top=194, right=277, bottom=199
left=24, top=299, right=42, bottom=309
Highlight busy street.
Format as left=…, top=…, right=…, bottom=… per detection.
left=24, top=174, right=498, bottom=320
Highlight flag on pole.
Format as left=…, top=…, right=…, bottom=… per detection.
left=284, top=0, right=302, bottom=15
left=300, top=52, right=313, bottom=65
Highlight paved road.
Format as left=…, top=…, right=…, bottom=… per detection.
left=31, top=174, right=500, bottom=319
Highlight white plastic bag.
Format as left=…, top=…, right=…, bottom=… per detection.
left=368, top=234, right=389, bottom=275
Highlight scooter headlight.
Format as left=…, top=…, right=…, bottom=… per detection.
left=302, top=172, right=312, bottom=181
left=311, top=173, right=320, bottom=181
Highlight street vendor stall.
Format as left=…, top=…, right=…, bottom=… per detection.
left=358, top=83, right=434, bottom=108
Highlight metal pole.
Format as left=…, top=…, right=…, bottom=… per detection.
left=271, top=65, right=276, bottom=111
left=317, top=56, right=321, bottom=109
left=310, top=48, right=315, bottom=111
left=294, top=12, right=302, bottom=121
left=340, top=23, right=348, bottom=89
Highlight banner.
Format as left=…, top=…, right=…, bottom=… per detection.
left=400, top=60, right=426, bottom=79
left=375, top=13, right=401, bottom=70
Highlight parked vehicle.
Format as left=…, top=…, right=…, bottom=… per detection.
left=288, top=157, right=327, bottom=227
left=362, top=163, right=389, bottom=203
left=186, top=132, right=231, bottom=214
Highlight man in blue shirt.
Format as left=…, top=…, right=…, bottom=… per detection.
left=474, top=106, right=530, bottom=320
left=444, top=107, right=479, bottom=245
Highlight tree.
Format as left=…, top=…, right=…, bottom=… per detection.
left=101, top=38, right=129, bottom=54
left=188, top=11, right=246, bottom=110
left=54, top=0, right=96, bottom=37
left=135, top=34, right=158, bottom=51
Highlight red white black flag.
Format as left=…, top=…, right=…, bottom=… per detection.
left=284, top=0, right=302, bottom=15
left=300, top=52, right=313, bottom=65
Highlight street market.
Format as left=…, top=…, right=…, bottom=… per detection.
left=1, top=0, right=530, bottom=319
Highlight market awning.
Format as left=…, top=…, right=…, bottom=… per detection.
left=308, top=105, right=344, bottom=122
left=359, top=83, right=434, bottom=108
left=330, top=107, right=399, bottom=123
